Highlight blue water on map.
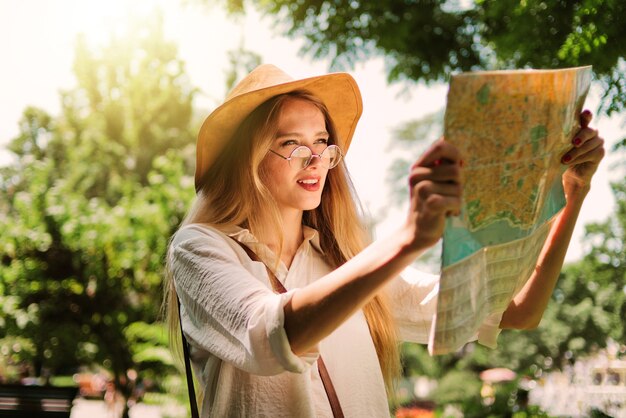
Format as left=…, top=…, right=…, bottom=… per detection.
left=442, top=171, right=566, bottom=267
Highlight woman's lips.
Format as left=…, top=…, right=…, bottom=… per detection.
left=297, top=177, right=320, bottom=191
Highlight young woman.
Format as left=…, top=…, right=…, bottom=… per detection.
left=165, top=64, right=604, bottom=417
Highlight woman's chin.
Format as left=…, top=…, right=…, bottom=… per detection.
left=302, top=198, right=322, bottom=211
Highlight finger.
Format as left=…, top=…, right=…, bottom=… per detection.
left=434, top=164, right=464, bottom=185
left=433, top=157, right=462, bottom=167
left=414, top=138, right=462, bottom=168
left=562, top=136, right=605, bottom=165
left=566, top=146, right=605, bottom=172
left=415, top=181, right=463, bottom=201
left=422, top=194, right=462, bottom=217
left=580, top=109, right=593, bottom=129
left=409, top=164, right=463, bottom=187
left=571, top=127, right=598, bottom=147
left=569, top=147, right=605, bottom=168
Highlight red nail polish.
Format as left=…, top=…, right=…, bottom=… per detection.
left=573, top=137, right=582, bottom=146
left=459, top=159, right=465, bottom=167
left=434, top=159, right=441, bottom=167
left=562, top=154, right=572, bottom=163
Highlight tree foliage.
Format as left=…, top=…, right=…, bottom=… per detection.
left=211, top=0, right=625, bottom=121
left=0, top=14, right=196, bottom=416
left=477, top=0, right=626, bottom=120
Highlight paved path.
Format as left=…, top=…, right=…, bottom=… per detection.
left=70, top=399, right=185, bottom=418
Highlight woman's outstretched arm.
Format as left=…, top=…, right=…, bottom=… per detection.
left=501, top=111, right=605, bottom=329
left=284, top=138, right=462, bottom=355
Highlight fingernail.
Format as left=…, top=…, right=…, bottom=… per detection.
left=434, top=159, right=441, bottom=167
left=459, top=159, right=465, bottom=167
left=573, top=137, right=582, bottom=146
left=562, top=154, right=572, bottom=163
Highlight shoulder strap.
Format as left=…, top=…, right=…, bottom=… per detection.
left=235, top=241, right=287, bottom=293
left=234, top=240, right=345, bottom=418
left=177, top=298, right=200, bottom=418
left=317, top=357, right=344, bottom=418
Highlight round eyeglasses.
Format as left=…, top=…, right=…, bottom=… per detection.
left=269, top=145, right=343, bottom=170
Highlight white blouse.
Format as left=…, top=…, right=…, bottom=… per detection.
left=169, top=223, right=501, bottom=417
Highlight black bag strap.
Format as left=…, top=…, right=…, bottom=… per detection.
left=177, top=298, right=200, bottom=418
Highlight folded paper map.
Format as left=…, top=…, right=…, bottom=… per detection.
left=429, top=66, right=592, bottom=355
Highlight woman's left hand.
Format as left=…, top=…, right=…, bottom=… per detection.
left=560, top=110, right=606, bottom=197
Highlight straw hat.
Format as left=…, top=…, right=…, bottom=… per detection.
left=195, top=64, right=363, bottom=191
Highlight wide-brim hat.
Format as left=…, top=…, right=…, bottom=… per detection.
left=195, top=64, right=363, bottom=192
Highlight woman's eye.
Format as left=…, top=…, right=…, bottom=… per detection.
left=280, top=140, right=298, bottom=147
left=316, top=138, right=329, bottom=145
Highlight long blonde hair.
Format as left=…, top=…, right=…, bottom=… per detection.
left=164, top=90, right=400, bottom=395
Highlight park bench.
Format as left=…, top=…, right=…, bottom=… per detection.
left=0, top=384, right=78, bottom=417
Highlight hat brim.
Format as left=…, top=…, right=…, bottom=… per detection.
left=195, top=72, right=362, bottom=191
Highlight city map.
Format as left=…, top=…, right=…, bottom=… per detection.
left=429, top=66, right=592, bottom=355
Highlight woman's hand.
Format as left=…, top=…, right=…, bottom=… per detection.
left=561, top=110, right=605, bottom=198
left=405, top=138, right=463, bottom=250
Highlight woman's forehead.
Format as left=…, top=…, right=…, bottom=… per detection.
left=275, top=98, right=327, bottom=132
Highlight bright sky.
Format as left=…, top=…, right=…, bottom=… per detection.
left=0, top=0, right=623, bottom=263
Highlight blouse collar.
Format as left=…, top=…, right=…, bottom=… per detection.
left=219, top=224, right=324, bottom=255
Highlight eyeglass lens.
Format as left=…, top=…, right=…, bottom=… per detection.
left=291, top=145, right=341, bottom=169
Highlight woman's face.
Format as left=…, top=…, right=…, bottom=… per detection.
left=261, top=97, right=330, bottom=217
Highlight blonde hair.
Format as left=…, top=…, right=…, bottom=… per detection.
left=164, top=90, right=400, bottom=398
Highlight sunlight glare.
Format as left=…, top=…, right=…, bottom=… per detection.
left=64, top=0, right=169, bottom=44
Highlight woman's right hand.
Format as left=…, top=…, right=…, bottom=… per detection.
left=405, top=137, right=463, bottom=250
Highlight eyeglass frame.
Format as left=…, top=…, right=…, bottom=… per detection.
left=268, top=144, right=343, bottom=170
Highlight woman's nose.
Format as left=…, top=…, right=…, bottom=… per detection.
left=306, top=154, right=323, bottom=169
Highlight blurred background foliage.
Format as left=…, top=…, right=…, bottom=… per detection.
left=0, top=14, right=199, bottom=418
left=210, top=0, right=625, bottom=126
left=1, top=1, right=625, bottom=417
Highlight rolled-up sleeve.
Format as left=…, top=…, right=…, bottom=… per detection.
left=169, top=226, right=319, bottom=376
left=387, top=266, right=502, bottom=348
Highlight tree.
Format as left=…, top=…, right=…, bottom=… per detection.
left=0, top=13, right=196, bottom=417
left=209, top=0, right=625, bottom=132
